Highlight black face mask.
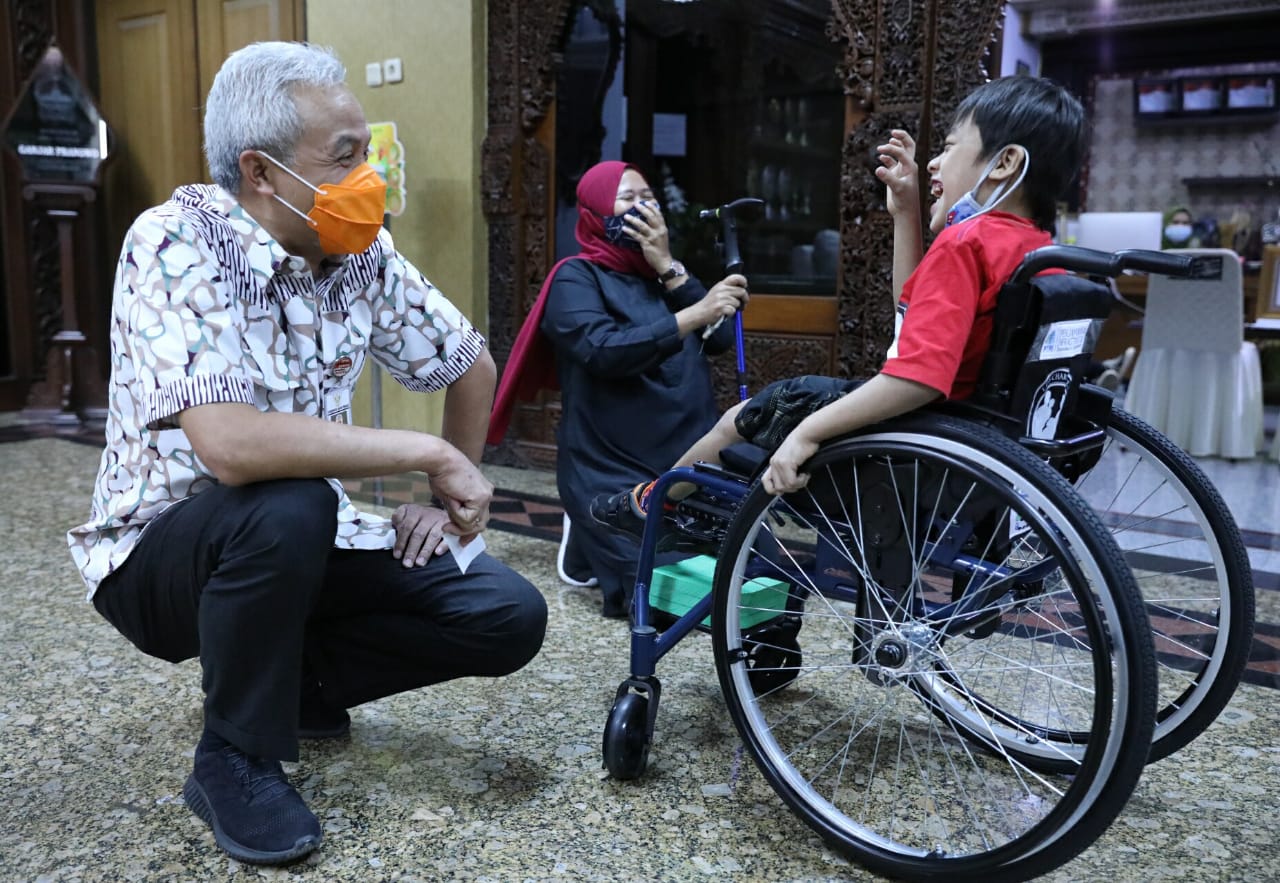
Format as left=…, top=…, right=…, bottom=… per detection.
left=602, top=205, right=648, bottom=251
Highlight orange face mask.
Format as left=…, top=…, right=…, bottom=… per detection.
left=260, top=152, right=387, bottom=254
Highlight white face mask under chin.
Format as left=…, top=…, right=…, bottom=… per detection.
left=945, top=145, right=1030, bottom=228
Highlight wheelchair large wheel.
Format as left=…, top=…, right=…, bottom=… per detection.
left=711, top=414, right=1156, bottom=883
left=1073, top=400, right=1255, bottom=762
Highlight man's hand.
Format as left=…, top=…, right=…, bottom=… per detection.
left=875, top=129, right=920, bottom=219
left=391, top=503, right=453, bottom=566
left=761, top=427, right=821, bottom=496
left=427, top=449, right=494, bottom=537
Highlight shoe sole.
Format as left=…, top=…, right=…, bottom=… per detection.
left=557, top=513, right=599, bottom=587
left=183, top=774, right=322, bottom=865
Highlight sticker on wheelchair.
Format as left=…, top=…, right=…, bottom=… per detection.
left=1025, top=367, right=1073, bottom=440
left=1034, top=318, right=1097, bottom=360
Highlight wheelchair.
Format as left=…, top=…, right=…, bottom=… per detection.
left=598, top=245, right=1255, bottom=882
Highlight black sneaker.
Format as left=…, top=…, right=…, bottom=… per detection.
left=298, top=680, right=350, bottom=740
left=183, top=731, right=322, bottom=865
left=590, top=486, right=647, bottom=540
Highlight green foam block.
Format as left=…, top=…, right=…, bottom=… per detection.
left=648, top=554, right=790, bottom=628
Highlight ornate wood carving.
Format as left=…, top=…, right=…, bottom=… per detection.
left=12, top=0, right=52, bottom=76
left=27, top=213, right=59, bottom=384
left=483, top=0, right=576, bottom=467
left=829, top=0, right=1003, bottom=381
left=711, top=335, right=835, bottom=415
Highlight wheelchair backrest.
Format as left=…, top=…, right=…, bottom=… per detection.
left=972, top=272, right=1114, bottom=440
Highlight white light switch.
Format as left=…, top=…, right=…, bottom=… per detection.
left=383, top=57, right=403, bottom=84
left=365, top=62, right=383, bottom=87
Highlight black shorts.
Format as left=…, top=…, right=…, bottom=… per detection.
left=734, top=375, right=861, bottom=451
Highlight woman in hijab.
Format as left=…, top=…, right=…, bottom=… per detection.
left=490, top=160, right=748, bottom=617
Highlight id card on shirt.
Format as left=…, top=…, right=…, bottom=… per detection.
left=324, top=387, right=352, bottom=425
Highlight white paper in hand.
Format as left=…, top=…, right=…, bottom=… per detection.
left=444, top=533, right=486, bottom=574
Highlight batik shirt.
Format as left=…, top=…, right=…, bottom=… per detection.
left=67, top=184, right=485, bottom=599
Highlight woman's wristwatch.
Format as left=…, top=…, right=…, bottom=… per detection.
left=657, top=260, right=686, bottom=284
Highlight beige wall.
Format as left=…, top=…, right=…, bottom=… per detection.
left=306, top=0, right=487, bottom=433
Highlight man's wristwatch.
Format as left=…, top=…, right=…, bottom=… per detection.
left=657, top=260, right=686, bottom=284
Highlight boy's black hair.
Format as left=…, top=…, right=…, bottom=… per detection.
left=954, top=75, right=1086, bottom=231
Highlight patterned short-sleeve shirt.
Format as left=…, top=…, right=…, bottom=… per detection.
left=67, top=184, right=486, bottom=599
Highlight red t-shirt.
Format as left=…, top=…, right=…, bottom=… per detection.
left=882, top=211, right=1051, bottom=399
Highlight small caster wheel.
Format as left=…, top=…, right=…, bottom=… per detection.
left=602, top=692, right=650, bottom=780
left=746, top=632, right=802, bottom=694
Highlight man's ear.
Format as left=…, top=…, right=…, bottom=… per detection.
left=988, top=145, right=1027, bottom=182
left=239, top=150, right=273, bottom=195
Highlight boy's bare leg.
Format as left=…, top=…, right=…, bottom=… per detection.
left=665, top=401, right=748, bottom=500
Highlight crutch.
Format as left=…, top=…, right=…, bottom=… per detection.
left=699, top=197, right=764, bottom=402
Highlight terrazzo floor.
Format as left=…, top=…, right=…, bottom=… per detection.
left=1, top=428, right=1278, bottom=882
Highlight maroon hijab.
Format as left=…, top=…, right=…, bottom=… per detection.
left=488, top=161, right=657, bottom=444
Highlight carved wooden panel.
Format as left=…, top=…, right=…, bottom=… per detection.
left=482, top=0, right=576, bottom=467
left=711, top=334, right=835, bottom=415
left=829, top=0, right=1003, bottom=381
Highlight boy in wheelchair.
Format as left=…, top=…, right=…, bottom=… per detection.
left=593, top=75, right=1087, bottom=533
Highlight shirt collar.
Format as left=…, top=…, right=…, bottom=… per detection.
left=208, top=185, right=346, bottom=282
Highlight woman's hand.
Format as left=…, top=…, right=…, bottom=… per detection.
left=391, top=503, right=454, bottom=567
left=624, top=200, right=675, bottom=271
left=875, top=129, right=920, bottom=219
left=678, top=273, right=749, bottom=334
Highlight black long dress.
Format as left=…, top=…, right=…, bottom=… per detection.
left=540, top=259, right=737, bottom=617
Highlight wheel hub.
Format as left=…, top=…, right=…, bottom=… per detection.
left=866, top=624, right=940, bottom=686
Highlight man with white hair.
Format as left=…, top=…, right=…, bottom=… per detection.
left=67, top=41, right=547, bottom=865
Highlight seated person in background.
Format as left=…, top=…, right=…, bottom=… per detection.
left=488, top=160, right=749, bottom=618
left=1163, top=205, right=1199, bottom=249
left=591, top=74, right=1086, bottom=524
left=68, top=41, right=547, bottom=866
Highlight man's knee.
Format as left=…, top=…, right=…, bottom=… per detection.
left=481, top=576, right=548, bottom=676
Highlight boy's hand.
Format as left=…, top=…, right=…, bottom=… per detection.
left=875, top=129, right=920, bottom=218
left=761, top=429, right=821, bottom=496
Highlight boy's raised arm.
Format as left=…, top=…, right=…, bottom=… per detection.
left=876, top=129, right=925, bottom=299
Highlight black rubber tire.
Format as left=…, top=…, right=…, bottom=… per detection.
left=602, top=691, right=650, bottom=780
left=1076, top=400, right=1256, bottom=762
